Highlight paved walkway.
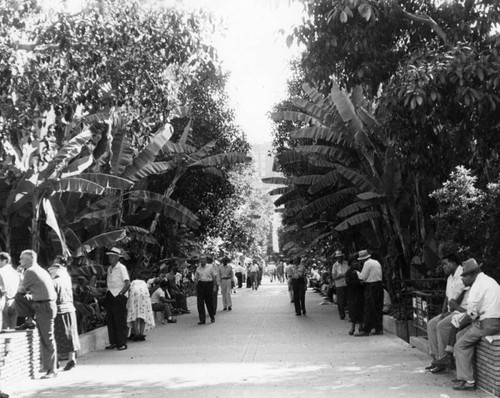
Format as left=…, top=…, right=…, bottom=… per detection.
left=12, top=279, right=486, bottom=398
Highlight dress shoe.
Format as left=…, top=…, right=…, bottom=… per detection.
left=228, top=307, right=232, bottom=311
left=430, top=364, right=446, bottom=374
left=223, top=308, right=227, bottom=311
left=425, top=362, right=437, bottom=370
left=116, top=344, right=127, bottom=350
left=211, top=317, right=215, bottom=323
left=198, top=321, right=206, bottom=325
left=295, top=313, right=301, bottom=316
left=41, top=370, right=57, bottom=379
left=167, top=318, right=177, bottom=323
left=63, top=360, right=76, bottom=371
left=180, top=309, right=190, bottom=314
left=16, top=322, right=36, bottom=330
left=453, top=381, right=476, bottom=391
left=302, top=310, right=306, bottom=315
left=137, top=335, right=146, bottom=341
left=105, top=344, right=117, bottom=350
left=353, top=331, right=369, bottom=337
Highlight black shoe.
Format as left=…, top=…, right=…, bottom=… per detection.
left=429, top=364, right=446, bottom=374
left=228, top=306, right=232, bottom=311
left=453, top=381, right=476, bottom=391
left=295, top=313, right=301, bottom=316
left=354, top=331, right=369, bottom=337
left=371, top=330, right=383, bottom=335
left=41, top=370, right=57, bottom=379
left=105, top=344, right=117, bottom=350
left=223, top=308, right=227, bottom=311
left=211, top=317, right=215, bottom=323
left=180, top=309, right=191, bottom=314
left=167, top=318, right=177, bottom=323
left=16, top=322, right=36, bottom=330
left=137, top=335, right=146, bottom=341
left=128, top=334, right=136, bottom=341
left=302, top=310, right=306, bottom=315
left=63, top=360, right=76, bottom=371
left=116, top=344, right=127, bottom=351
left=198, top=321, right=206, bottom=325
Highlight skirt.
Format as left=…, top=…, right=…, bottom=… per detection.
left=55, top=311, right=81, bottom=354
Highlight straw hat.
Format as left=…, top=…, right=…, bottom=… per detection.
left=357, top=250, right=371, bottom=261
left=461, top=258, right=480, bottom=276
left=334, top=250, right=344, bottom=257
left=106, top=247, right=121, bottom=256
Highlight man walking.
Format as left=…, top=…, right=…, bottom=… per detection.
left=290, top=257, right=307, bottom=316
left=452, top=258, right=500, bottom=391
left=194, top=256, right=217, bottom=324
left=331, top=250, right=349, bottom=320
left=355, top=250, right=383, bottom=336
left=234, top=262, right=244, bottom=288
left=0, top=252, right=20, bottom=329
left=219, top=256, right=234, bottom=311
left=104, top=248, right=130, bottom=351
left=16, top=250, right=58, bottom=379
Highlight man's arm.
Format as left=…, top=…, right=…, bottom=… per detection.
left=119, top=280, right=130, bottom=296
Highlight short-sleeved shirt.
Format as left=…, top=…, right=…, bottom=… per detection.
left=331, top=260, right=349, bottom=287
left=360, top=258, right=383, bottom=283
left=18, top=264, right=56, bottom=301
left=194, top=264, right=217, bottom=282
left=50, top=267, right=76, bottom=314
left=150, top=287, right=165, bottom=305
left=219, top=264, right=234, bottom=279
left=466, top=272, right=500, bottom=320
left=0, top=264, right=21, bottom=299
left=107, top=262, right=130, bottom=297
left=290, top=263, right=306, bottom=279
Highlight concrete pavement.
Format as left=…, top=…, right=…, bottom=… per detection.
left=10, top=279, right=487, bottom=398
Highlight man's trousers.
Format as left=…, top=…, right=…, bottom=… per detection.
left=197, top=281, right=215, bottom=323
left=104, top=291, right=128, bottom=346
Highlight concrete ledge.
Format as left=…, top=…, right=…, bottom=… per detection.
left=410, top=336, right=429, bottom=355
left=77, top=326, right=108, bottom=357
left=383, top=315, right=417, bottom=342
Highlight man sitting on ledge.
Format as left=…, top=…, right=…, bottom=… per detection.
left=452, top=258, right=500, bottom=391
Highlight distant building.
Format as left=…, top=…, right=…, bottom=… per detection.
left=250, top=142, right=280, bottom=181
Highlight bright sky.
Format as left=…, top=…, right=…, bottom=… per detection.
left=179, top=0, right=304, bottom=144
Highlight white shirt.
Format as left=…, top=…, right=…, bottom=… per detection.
left=106, top=262, right=130, bottom=297
left=360, top=258, right=382, bottom=283
left=466, top=272, right=500, bottom=321
left=150, top=287, right=165, bottom=305
left=446, top=265, right=466, bottom=301
left=0, top=264, right=21, bottom=299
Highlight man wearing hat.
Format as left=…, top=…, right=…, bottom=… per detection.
left=104, top=247, right=130, bottom=350
left=331, top=249, right=349, bottom=320
left=354, top=250, right=383, bottom=336
left=452, top=258, right=500, bottom=391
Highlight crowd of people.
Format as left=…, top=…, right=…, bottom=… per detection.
left=2, top=245, right=500, bottom=396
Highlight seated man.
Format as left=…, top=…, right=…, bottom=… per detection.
left=452, top=258, right=500, bottom=391
left=166, top=266, right=190, bottom=314
left=426, top=253, right=468, bottom=372
left=150, top=280, right=176, bottom=324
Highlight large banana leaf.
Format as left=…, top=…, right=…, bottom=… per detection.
left=270, top=110, right=314, bottom=124
left=308, top=170, right=341, bottom=195
left=40, top=128, right=94, bottom=180
left=298, top=187, right=358, bottom=219
left=201, top=167, right=226, bottom=179
left=274, top=151, right=308, bottom=170
left=73, top=208, right=120, bottom=224
left=329, top=79, right=363, bottom=133
left=296, top=145, right=352, bottom=165
left=110, top=115, right=134, bottom=176
left=80, top=229, right=127, bottom=253
left=334, top=211, right=380, bottom=231
left=78, top=173, right=133, bottom=190
left=190, top=140, right=217, bottom=162
left=303, top=82, right=328, bottom=106
left=46, top=178, right=105, bottom=196
left=64, top=228, right=83, bottom=255
left=129, top=161, right=177, bottom=182
left=290, top=126, right=353, bottom=146
left=289, top=174, right=323, bottom=186
left=188, top=152, right=251, bottom=168
left=75, top=196, right=120, bottom=220
left=42, top=198, right=70, bottom=256
left=336, top=200, right=374, bottom=218
left=178, top=119, right=193, bottom=146
left=335, top=164, right=378, bottom=192
left=274, top=187, right=303, bottom=207
left=162, top=142, right=196, bottom=154
left=268, top=187, right=291, bottom=196
left=121, top=123, right=174, bottom=180
left=292, top=98, right=335, bottom=126
left=357, top=192, right=385, bottom=200
left=261, top=177, right=288, bottom=185
left=124, top=226, right=159, bottom=245
left=61, top=155, right=94, bottom=178
left=127, top=190, right=200, bottom=229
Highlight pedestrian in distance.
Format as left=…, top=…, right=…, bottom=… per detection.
left=194, top=256, right=217, bottom=324
left=289, top=257, right=307, bottom=316
left=104, top=247, right=130, bottom=351
left=249, top=261, right=259, bottom=290
left=219, top=256, right=234, bottom=311
left=331, top=249, right=349, bottom=320
left=48, top=256, right=80, bottom=372
left=15, top=250, right=58, bottom=379
left=354, top=250, right=384, bottom=336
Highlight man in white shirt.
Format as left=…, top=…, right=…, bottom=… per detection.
left=150, top=280, right=176, bottom=324
left=354, top=250, right=383, bottom=336
left=426, top=253, right=468, bottom=372
left=452, top=258, right=500, bottom=391
left=104, top=248, right=130, bottom=351
left=331, top=250, right=349, bottom=320
left=0, top=252, right=21, bottom=329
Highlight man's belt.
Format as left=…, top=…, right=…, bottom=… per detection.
left=33, top=299, right=53, bottom=303
left=221, top=277, right=231, bottom=279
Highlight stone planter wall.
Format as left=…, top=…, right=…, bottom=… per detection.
left=383, top=315, right=417, bottom=342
